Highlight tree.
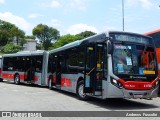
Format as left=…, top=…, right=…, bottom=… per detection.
left=51, top=34, right=83, bottom=49
left=50, top=31, right=96, bottom=50
left=0, top=20, right=25, bottom=46
left=2, top=42, right=22, bottom=54
left=77, top=31, right=96, bottom=38
left=32, top=24, right=60, bottom=50
left=0, top=20, right=14, bottom=46
left=10, top=27, right=25, bottom=45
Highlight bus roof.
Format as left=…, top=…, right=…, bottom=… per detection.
left=144, top=29, right=160, bottom=35
left=49, top=31, right=151, bottom=54
left=144, top=29, right=160, bottom=48
left=3, top=50, right=46, bottom=57
left=49, top=32, right=107, bottom=54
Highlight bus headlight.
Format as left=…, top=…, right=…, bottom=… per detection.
left=111, top=78, right=123, bottom=89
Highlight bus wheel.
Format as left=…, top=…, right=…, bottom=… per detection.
left=0, top=78, right=3, bottom=82
left=48, top=78, right=53, bottom=90
left=14, top=74, right=20, bottom=85
left=76, top=81, right=89, bottom=100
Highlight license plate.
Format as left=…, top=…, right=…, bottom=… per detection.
left=133, top=94, right=143, bottom=99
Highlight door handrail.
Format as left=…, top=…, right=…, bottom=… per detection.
left=86, top=67, right=95, bottom=76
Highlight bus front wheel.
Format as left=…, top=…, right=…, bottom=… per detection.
left=14, top=74, right=20, bottom=85
left=76, top=81, right=89, bottom=101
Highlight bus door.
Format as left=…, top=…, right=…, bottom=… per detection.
left=84, top=44, right=104, bottom=96
left=34, top=55, right=43, bottom=84
left=95, top=43, right=104, bottom=92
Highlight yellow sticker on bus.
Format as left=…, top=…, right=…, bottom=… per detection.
left=143, top=70, right=155, bottom=74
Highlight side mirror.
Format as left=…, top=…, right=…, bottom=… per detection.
left=107, top=40, right=113, bottom=54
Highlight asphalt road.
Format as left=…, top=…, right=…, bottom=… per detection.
left=0, top=81, right=160, bottom=119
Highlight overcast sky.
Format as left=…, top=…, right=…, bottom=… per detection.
left=0, top=0, right=159, bottom=35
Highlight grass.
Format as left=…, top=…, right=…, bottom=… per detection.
left=0, top=51, right=4, bottom=56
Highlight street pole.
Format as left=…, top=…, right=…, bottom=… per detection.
left=122, top=0, right=124, bottom=31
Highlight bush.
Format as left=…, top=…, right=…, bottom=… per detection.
left=2, top=43, right=22, bottom=54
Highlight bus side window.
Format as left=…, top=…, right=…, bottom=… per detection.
left=67, top=47, right=85, bottom=73
left=60, top=55, right=66, bottom=73
left=35, top=56, right=43, bottom=73
left=8, top=57, right=15, bottom=71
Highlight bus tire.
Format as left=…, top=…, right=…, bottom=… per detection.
left=48, top=78, right=53, bottom=90
left=0, top=78, right=3, bottom=82
left=14, top=74, right=20, bottom=85
left=76, top=81, right=89, bottom=101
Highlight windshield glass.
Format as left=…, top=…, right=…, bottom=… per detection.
left=113, top=43, right=156, bottom=75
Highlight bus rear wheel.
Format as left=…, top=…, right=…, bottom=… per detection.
left=76, top=81, right=89, bottom=100
left=0, top=78, right=3, bottom=82
left=14, top=74, right=20, bottom=85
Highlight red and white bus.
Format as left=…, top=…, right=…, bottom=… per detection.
left=48, top=31, right=159, bottom=100
left=1, top=31, right=159, bottom=100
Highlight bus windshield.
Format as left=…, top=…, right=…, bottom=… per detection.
left=113, top=43, right=156, bottom=75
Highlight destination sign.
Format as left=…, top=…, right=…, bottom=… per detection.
left=109, top=33, right=152, bottom=45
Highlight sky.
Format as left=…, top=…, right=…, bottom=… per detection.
left=0, top=0, right=160, bottom=36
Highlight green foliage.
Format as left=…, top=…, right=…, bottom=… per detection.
left=2, top=43, right=22, bottom=54
left=32, top=24, right=60, bottom=50
left=0, top=19, right=25, bottom=46
left=0, top=51, right=3, bottom=55
left=10, top=27, right=25, bottom=45
left=36, top=43, right=42, bottom=50
left=25, top=35, right=36, bottom=39
left=20, top=39, right=27, bottom=46
left=50, top=34, right=83, bottom=50
left=49, top=31, right=96, bottom=50
left=0, top=20, right=97, bottom=52
left=77, top=31, right=96, bottom=38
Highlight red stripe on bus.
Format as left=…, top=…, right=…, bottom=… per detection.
left=2, top=73, right=25, bottom=81
left=61, top=78, right=71, bottom=87
left=118, top=79, right=156, bottom=90
left=2, top=73, right=8, bottom=78
left=2, top=73, right=14, bottom=79
left=34, top=75, right=38, bottom=81
left=53, top=77, right=56, bottom=82
left=19, top=74, right=25, bottom=81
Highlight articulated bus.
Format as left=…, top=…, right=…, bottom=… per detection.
left=48, top=31, right=159, bottom=100
left=1, top=51, right=49, bottom=85
left=1, top=31, right=159, bottom=100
